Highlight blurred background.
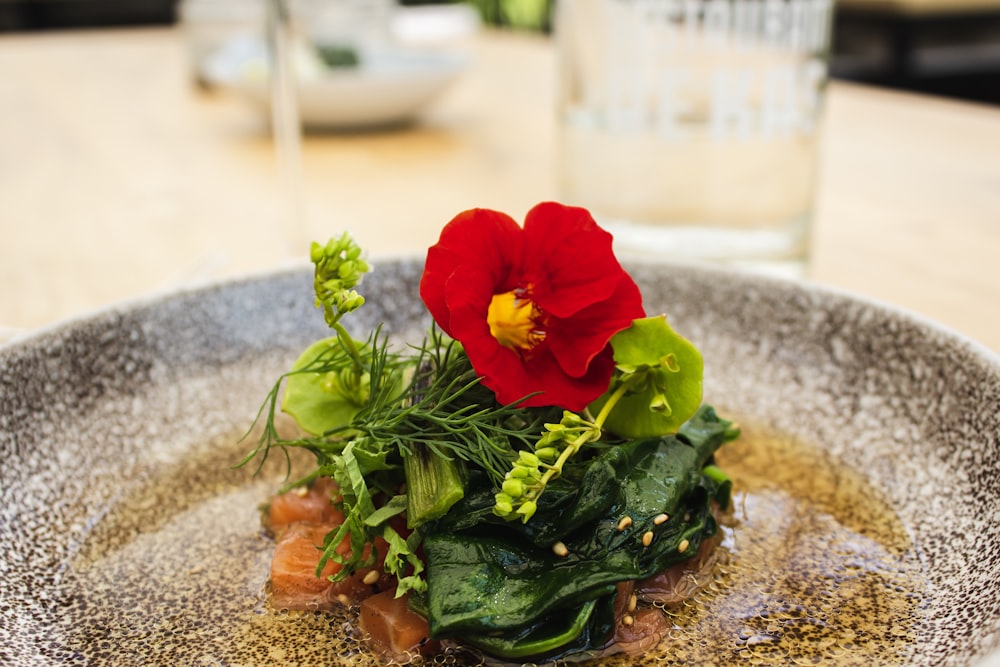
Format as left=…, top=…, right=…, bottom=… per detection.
left=2, top=0, right=999, bottom=350
left=1, top=0, right=998, bottom=105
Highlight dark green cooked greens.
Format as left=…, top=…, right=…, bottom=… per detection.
left=416, top=406, right=737, bottom=661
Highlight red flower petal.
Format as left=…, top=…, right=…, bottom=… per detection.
left=443, top=264, right=495, bottom=342
left=522, top=202, right=630, bottom=319
left=475, top=339, right=617, bottom=412
left=420, top=244, right=464, bottom=336
left=419, top=209, right=523, bottom=336
left=546, top=274, right=644, bottom=379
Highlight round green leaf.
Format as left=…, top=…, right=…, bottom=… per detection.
left=281, top=337, right=367, bottom=435
left=590, top=315, right=703, bottom=439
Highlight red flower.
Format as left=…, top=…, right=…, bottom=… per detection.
left=419, top=202, right=645, bottom=411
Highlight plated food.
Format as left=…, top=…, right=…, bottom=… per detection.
left=243, top=203, right=737, bottom=662
left=1, top=208, right=999, bottom=665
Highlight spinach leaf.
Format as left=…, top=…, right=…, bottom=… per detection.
left=459, top=592, right=619, bottom=661
left=421, top=406, right=737, bottom=654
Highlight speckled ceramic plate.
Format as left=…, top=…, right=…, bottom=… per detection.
left=1, top=260, right=998, bottom=666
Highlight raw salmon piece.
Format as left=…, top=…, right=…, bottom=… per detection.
left=323, top=536, right=395, bottom=605
left=358, top=590, right=439, bottom=663
left=270, top=522, right=393, bottom=611
left=265, top=477, right=343, bottom=535
left=270, top=522, right=342, bottom=610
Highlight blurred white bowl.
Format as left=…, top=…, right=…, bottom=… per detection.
left=202, top=35, right=468, bottom=130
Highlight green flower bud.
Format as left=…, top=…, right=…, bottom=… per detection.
left=560, top=411, right=585, bottom=427
left=310, top=241, right=324, bottom=263
left=516, top=501, right=537, bottom=523
left=502, top=478, right=525, bottom=498
left=534, top=446, right=558, bottom=462
left=509, top=466, right=532, bottom=479
left=536, top=431, right=559, bottom=448
left=340, top=291, right=365, bottom=313
left=517, top=450, right=541, bottom=467
left=494, top=499, right=513, bottom=516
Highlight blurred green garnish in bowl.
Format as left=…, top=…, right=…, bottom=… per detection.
left=316, top=44, right=360, bottom=68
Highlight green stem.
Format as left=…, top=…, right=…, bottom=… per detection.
left=536, top=431, right=590, bottom=489
left=332, top=320, right=365, bottom=373
left=535, top=374, right=642, bottom=490
left=592, top=372, right=641, bottom=428
left=403, top=448, right=466, bottom=528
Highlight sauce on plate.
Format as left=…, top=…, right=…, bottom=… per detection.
left=66, top=416, right=925, bottom=666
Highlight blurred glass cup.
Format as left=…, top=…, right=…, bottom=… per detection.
left=555, top=0, right=833, bottom=277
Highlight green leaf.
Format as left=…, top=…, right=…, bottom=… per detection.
left=381, top=523, right=427, bottom=597
left=364, top=494, right=408, bottom=527
left=591, top=315, right=703, bottom=439
left=460, top=599, right=599, bottom=659
left=281, top=337, right=368, bottom=436
left=342, top=441, right=378, bottom=518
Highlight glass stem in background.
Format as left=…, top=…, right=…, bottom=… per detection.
left=266, top=0, right=307, bottom=257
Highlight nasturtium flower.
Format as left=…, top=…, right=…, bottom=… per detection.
left=419, top=202, right=645, bottom=411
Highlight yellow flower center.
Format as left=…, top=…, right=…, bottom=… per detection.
left=487, top=290, right=545, bottom=351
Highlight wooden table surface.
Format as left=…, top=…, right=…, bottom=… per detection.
left=1, top=26, right=999, bottom=353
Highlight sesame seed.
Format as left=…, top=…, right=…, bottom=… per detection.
left=336, top=594, right=351, bottom=606
left=622, top=614, right=635, bottom=627
left=293, top=486, right=309, bottom=497
left=362, top=570, right=380, bottom=585
left=642, top=531, right=654, bottom=547
left=678, top=539, right=690, bottom=553
left=552, top=541, right=569, bottom=557
left=616, top=516, right=633, bottom=532
left=628, top=593, right=637, bottom=612
left=653, top=513, right=669, bottom=525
